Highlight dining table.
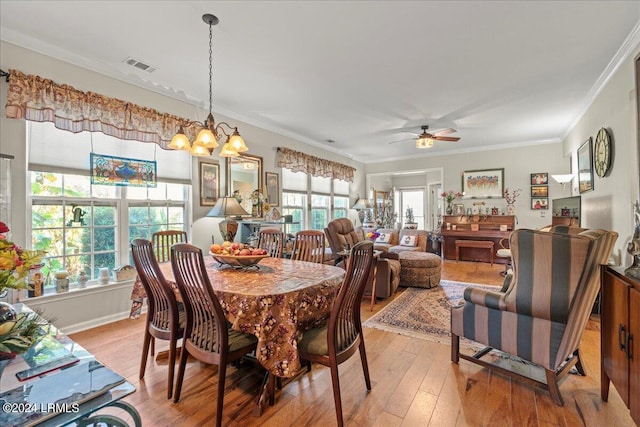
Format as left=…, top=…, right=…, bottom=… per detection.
left=129, top=257, right=345, bottom=380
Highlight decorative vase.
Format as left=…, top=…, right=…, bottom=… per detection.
left=78, top=271, right=89, bottom=288
left=506, top=203, right=515, bottom=215
left=446, top=203, right=453, bottom=215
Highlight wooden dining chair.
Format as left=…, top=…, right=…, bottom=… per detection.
left=130, top=238, right=184, bottom=400
left=298, top=240, right=374, bottom=427
left=152, top=230, right=188, bottom=263
left=170, top=243, right=258, bottom=427
left=290, top=230, right=325, bottom=263
left=258, top=228, right=284, bottom=258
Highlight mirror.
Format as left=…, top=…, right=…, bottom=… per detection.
left=226, top=154, right=263, bottom=214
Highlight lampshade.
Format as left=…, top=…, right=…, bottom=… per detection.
left=207, top=196, right=250, bottom=218
left=551, top=174, right=575, bottom=184
left=351, top=197, right=372, bottom=210
left=207, top=196, right=250, bottom=242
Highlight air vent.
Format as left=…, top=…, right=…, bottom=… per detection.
left=122, top=57, right=156, bottom=73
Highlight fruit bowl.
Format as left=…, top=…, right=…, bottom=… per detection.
left=210, top=253, right=270, bottom=269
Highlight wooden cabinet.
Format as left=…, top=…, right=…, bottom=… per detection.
left=440, top=215, right=514, bottom=263
left=601, top=266, right=640, bottom=425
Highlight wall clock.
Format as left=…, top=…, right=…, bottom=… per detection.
left=594, top=127, right=611, bottom=178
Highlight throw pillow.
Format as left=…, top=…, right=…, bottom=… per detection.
left=376, top=233, right=391, bottom=243
left=400, top=235, right=418, bottom=247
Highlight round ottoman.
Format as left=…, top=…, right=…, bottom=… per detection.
left=398, top=252, right=441, bottom=288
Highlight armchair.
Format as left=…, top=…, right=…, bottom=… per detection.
left=451, top=227, right=617, bottom=406
left=325, top=218, right=401, bottom=299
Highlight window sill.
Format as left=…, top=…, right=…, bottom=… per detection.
left=21, top=280, right=134, bottom=304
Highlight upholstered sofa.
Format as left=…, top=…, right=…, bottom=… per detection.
left=388, top=229, right=428, bottom=253
left=325, top=218, right=401, bottom=299
left=371, top=228, right=400, bottom=252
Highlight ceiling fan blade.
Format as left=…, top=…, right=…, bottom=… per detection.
left=432, top=128, right=457, bottom=136
left=433, top=136, right=460, bottom=142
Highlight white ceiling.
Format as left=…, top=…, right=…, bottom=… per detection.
left=1, top=1, right=639, bottom=164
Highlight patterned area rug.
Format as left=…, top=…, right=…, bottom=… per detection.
left=363, top=280, right=499, bottom=349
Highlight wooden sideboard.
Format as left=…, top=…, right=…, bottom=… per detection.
left=601, top=266, right=639, bottom=426
left=440, top=215, right=515, bottom=264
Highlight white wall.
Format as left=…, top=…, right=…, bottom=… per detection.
left=563, top=46, right=640, bottom=266
left=366, top=142, right=569, bottom=231
left=0, top=41, right=365, bottom=331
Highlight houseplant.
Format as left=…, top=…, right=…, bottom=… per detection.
left=404, top=208, right=417, bottom=229
left=503, top=188, right=522, bottom=215
left=441, top=190, right=463, bottom=215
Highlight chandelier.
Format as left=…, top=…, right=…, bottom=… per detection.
left=168, top=14, right=247, bottom=157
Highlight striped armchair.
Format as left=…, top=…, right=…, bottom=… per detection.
left=451, top=227, right=617, bottom=406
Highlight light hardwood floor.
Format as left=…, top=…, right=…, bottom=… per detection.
left=70, top=260, right=635, bottom=426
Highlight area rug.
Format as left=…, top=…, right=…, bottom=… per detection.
left=363, top=280, right=499, bottom=348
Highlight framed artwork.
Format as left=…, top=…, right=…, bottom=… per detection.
left=265, top=172, right=280, bottom=206
left=199, top=160, right=219, bottom=206
left=531, top=198, right=549, bottom=210
left=530, top=172, right=548, bottom=185
left=461, top=168, right=504, bottom=198
left=578, top=137, right=594, bottom=193
left=454, top=203, right=465, bottom=215
left=531, top=185, right=548, bottom=197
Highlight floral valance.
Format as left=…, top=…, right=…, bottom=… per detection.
left=4, top=69, right=200, bottom=149
left=276, top=147, right=356, bottom=182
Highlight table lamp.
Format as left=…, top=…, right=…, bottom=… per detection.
left=351, top=195, right=372, bottom=226
left=207, top=196, right=250, bottom=242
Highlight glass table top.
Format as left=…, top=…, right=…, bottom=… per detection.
left=0, top=303, right=138, bottom=426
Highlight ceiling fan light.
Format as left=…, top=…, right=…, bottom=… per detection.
left=168, top=127, right=191, bottom=150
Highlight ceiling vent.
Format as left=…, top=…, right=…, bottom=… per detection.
left=122, top=57, right=156, bottom=73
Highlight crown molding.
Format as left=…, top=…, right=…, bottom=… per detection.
left=563, top=21, right=640, bottom=138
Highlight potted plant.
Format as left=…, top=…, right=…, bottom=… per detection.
left=404, top=207, right=417, bottom=229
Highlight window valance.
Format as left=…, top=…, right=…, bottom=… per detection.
left=4, top=69, right=199, bottom=149
left=276, top=147, right=355, bottom=182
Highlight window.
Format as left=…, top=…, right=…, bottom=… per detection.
left=28, top=122, right=190, bottom=294
left=282, top=169, right=351, bottom=231
left=395, top=188, right=426, bottom=229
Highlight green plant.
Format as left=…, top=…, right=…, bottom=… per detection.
left=0, top=309, right=48, bottom=357
left=0, top=222, right=46, bottom=294
left=405, top=208, right=415, bottom=223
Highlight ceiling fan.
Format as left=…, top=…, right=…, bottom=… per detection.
left=389, top=125, right=460, bottom=148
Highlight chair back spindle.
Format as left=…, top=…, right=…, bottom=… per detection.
left=291, top=230, right=325, bottom=263
left=152, top=230, right=188, bottom=263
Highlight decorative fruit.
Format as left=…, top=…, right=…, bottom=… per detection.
left=231, top=242, right=241, bottom=251
left=222, top=241, right=232, bottom=248
left=239, top=248, right=252, bottom=256
left=210, top=243, right=222, bottom=254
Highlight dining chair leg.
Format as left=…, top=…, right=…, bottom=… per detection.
left=329, top=364, right=344, bottom=427
left=167, top=335, right=177, bottom=399
left=358, top=340, right=372, bottom=390
left=216, top=362, right=227, bottom=427
left=150, top=335, right=155, bottom=356
left=139, top=329, right=152, bottom=379
left=173, top=347, right=189, bottom=403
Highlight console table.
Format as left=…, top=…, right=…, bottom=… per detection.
left=237, top=219, right=299, bottom=243
left=440, top=215, right=514, bottom=263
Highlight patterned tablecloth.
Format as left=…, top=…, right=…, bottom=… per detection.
left=129, top=257, right=345, bottom=378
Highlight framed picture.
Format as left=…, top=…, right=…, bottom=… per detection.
left=199, top=160, right=219, bottom=206
left=373, top=190, right=389, bottom=206
left=454, top=203, right=465, bottom=215
left=531, top=198, right=549, bottom=210
left=530, top=185, right=548, bottom=197
left=578, top=137, right=594, bottom=193
left=461, top=168, right=504, bottom=198
left=530, top=172, right=548, bottom=185
left=265, top=172, right=280, bottom=207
